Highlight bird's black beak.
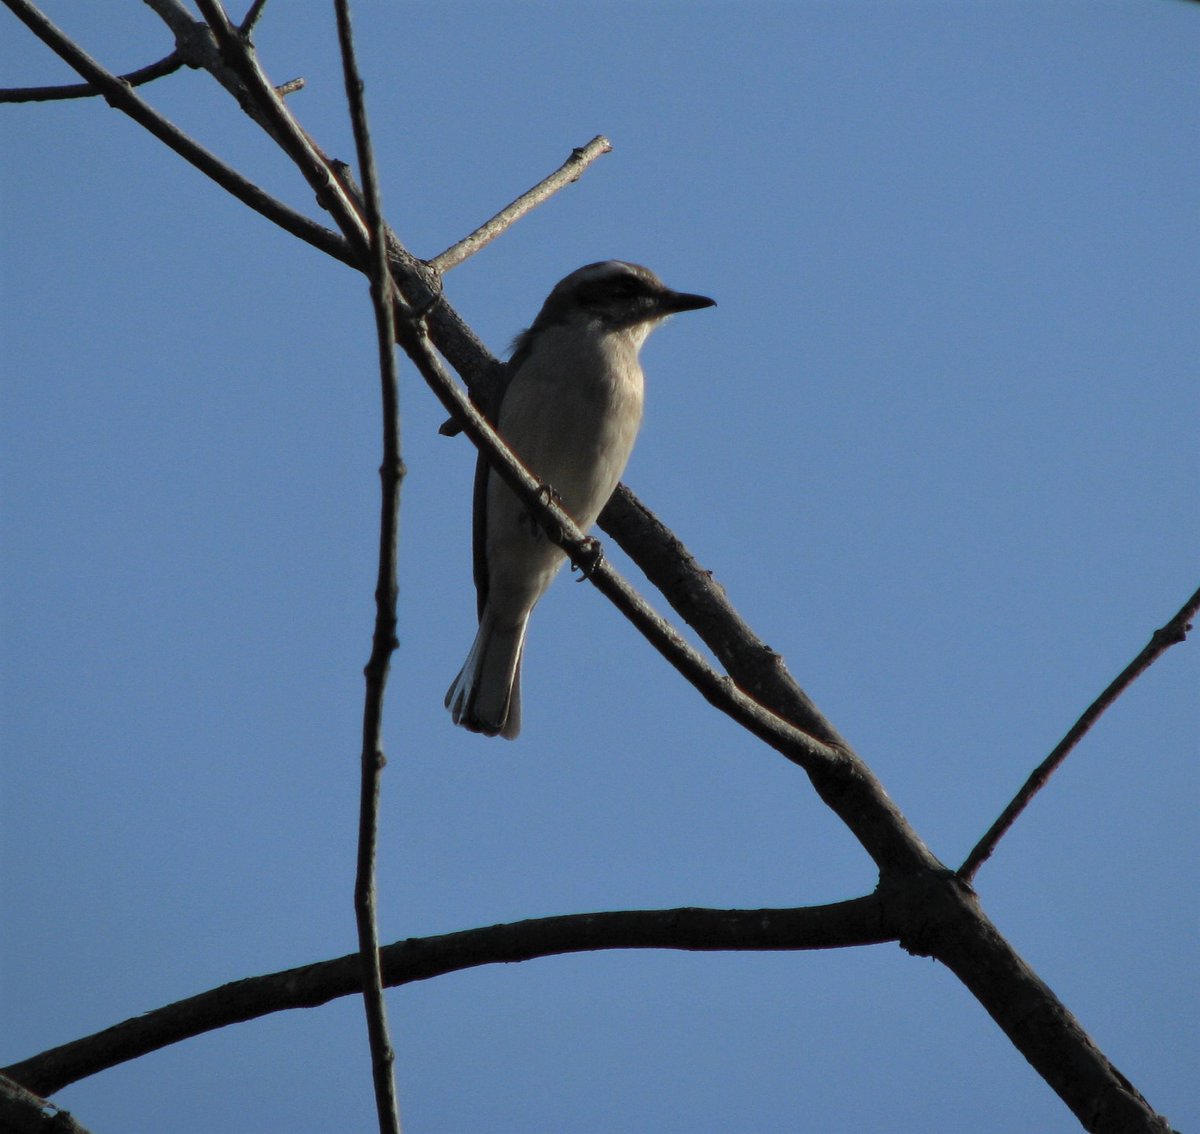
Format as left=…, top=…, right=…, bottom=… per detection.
left=658, top=289, right=717, bottom=314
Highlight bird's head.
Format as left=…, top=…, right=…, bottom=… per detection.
left=532, top=260, right=715, bottom=344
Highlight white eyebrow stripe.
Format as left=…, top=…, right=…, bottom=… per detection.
left=570, top=260, right=640, bottom=285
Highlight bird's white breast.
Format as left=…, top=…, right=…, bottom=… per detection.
left=495, top=320, right=645, bottom=531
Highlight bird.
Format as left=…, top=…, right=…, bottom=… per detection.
left=444, top=260, right=716, bottom=739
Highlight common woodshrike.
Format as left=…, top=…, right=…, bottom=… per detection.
left=444, top=260, right=715, bottom=739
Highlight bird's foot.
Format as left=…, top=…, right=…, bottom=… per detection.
left=571, top=537, right=604, bottom=580
left=527, top=483, right=564, bottom=541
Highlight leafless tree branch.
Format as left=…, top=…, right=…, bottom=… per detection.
left=0, top=49, right=184, bottom=102
left=428, top=135, right=614, bottom=273
left=2, top=6, right=1185, bottom=1132
left=239, top=0, right=270, bottom=35
left=959, top=583, right=1200, bottom=881
left=1, top=0, right=351, bottom=264
left=334, top=0, right=404, bottom=1129
left=2, top=898, right=891, bottom=1096
left=0, top=1074, right=94, bottom=1134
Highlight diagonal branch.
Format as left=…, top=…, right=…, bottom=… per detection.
left=391, top=318, right=856, bottom=781
left=191, top=0, right=371, bottom=260
left=2, top=0, right=352, bottom=265
left=427, top=135, right=613, bottom=273
left=239, top=0, right=270, bottom=34
left=172, top=0, right=876, bottom=848
left=4, top=8, right=1182, bottom=1130
left=334, top=0, right=404, bottom=1129
left=959, top=583, right=1200, bottom=881
left=1, top=898, right=891, bottom=1097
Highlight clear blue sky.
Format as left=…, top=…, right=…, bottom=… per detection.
left=2, top=3, right=1196, bottom=1131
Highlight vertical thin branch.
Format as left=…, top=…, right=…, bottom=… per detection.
left=333, top=1, right=404, bottom=1131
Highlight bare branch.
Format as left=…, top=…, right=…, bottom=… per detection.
left=959, top=583, right=1200, bottom=881
left=0, top=50, right=184, bottom=103
left=2, top=898, right=891, bottom=1096
left=1, top=0, right=352, bottom=265
left=428, top=135, right=613, bottom=273
left=0, top=1074, right=94, bottom=1134
left=192, top=0, right=378, bottom=268
left=887, top=873, right=1174, bottom=1134
left=239, top=0, right=270, bottom=34
left=136, top=18, right=864, bottom=846
left=393, top=317, right=853, bottom=780
left=141, top=0, right=228, bottom=80
left=4, top=10, right=1182, bottom=1129
left=334, top=0, right=404, bottom=1129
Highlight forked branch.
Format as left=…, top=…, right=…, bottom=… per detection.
left=1, top=5, right=1185, bottom=1132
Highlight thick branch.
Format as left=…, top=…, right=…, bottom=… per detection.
left=2, top=899, right=890, bottom=1097
left=599, top=487, right=941, bottom=869
left=883, top=874, right=1176, bottom=1134
left=0, top=1075, right=94, bottom=1134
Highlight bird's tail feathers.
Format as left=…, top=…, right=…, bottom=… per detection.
left=444, top=609, right=526, bottom=740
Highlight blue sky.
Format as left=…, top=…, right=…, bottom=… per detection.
left=2, top=3, right=1196, bottom=1131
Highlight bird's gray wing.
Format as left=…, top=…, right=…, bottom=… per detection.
left=469, top=350, right=524, bottom=620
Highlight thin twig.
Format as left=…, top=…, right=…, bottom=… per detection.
left=1, top=0, right=352, bottom=266
left=3, top=897, right=891, bottom=1096
left=239, top=0, right=270, bottom=34
left=959, top=584, right=1200, bottom=881
left=193, top=0, right=372, bottom=260
left=427, top=135, right=613, bottom=273
left=334, top=0, right=404, bottom=1131
left=0, top=49, right=184, bottom=103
